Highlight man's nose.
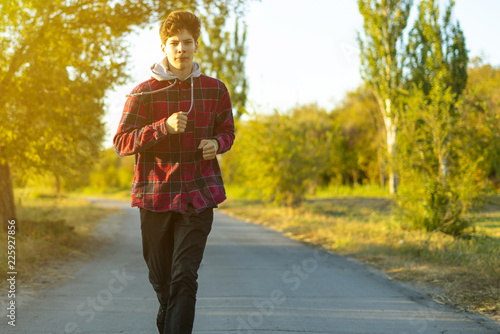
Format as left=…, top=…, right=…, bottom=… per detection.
left=178, top=43, right=184, bottom=52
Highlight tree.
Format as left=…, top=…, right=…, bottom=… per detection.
left=197, top=0, right=249, bottom=119
left=0, top=0, right=249, bottom=227
left=358, top=0, right=413, bottom=194
left=2, top=0, right=168, bottom=226
left=397, top=0, right=480, bottom=235
left=406, top=0, right=467, bottom=178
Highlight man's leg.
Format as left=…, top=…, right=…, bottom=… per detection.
left=140, top=209, right=175, bottom=334
left=164, top=205, right=213, bottom=334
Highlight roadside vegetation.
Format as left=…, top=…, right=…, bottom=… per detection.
left=0, top=188, right=118, bottom=283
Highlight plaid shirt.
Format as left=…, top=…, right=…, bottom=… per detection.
left=113, top=74, right=235, bottom=213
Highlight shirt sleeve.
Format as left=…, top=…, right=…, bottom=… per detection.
left=212, top=83, right=235, bottom=154
left=113, top=86, right=169, bottom=157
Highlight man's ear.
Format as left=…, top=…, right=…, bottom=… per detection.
left=194, top=40, right=199, bottom=53
left=161, top=43, right=166, bottom=55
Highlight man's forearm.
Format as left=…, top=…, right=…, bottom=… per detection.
left=113, top=118, right=170, bottom=156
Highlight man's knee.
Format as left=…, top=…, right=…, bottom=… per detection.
left=171, top=282, right=198, bottom=302
left=170, top=270, right=199, bottom=296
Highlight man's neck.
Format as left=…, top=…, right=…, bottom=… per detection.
left=168, top=60, right=192, bottom=81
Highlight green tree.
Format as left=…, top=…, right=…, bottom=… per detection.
left=0, top=0, right=249, bottom=227
left=397, top=0, right=481, bottom=235
left=197, top=0, right=249, bottom=119
left=405, top=0, right=468, bottom=178
left=357, top=0, right=413, bottom=194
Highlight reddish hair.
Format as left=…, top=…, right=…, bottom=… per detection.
left=159, top=11, right=201, bottom=44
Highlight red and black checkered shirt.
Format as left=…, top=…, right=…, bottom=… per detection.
left=113, top=74, right=235, bottom=213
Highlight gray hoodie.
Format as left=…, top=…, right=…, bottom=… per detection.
left=149, top=56, right=201, bottom=81
left=126, top=57, right=201, bottom=114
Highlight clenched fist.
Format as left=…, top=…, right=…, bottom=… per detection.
left=198, top=139, right=218, bottom=160
left=165, top=112, right=188, bottom=134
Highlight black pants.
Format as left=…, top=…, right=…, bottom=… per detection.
left=140, top=205, right=213, bottom=334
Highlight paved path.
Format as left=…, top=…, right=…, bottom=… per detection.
left=3, top=200, right=499, bottom=333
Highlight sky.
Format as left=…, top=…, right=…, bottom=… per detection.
left=103, top=0, right=500, bottom=147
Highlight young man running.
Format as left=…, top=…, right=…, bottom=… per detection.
left=113, top=11, right=235, bottom=334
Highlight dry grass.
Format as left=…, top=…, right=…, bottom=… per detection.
left=0, top=192, right=119, bottom=284
left=219, top=195, right=500, bottom=320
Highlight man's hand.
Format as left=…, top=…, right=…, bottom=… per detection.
left=165, top=112, right=188, bottom=134
left=198, top=139, right=218, bottom=160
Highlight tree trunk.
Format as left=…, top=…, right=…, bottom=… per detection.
left=384, top=99, right=398, bottom=194
left=0, top=161, right=16, bottom=231
left=386, top=119, right=398, bottom=194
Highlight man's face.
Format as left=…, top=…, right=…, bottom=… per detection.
left=161, top=29, right=198, bottom=72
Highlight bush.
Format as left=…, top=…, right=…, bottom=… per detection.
left=87, top=147, right=134, bottom=192
left=223, top=105, right=332, bottom=206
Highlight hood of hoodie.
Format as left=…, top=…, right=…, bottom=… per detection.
left=150, top=57, right=201, bottom=81
left=125, top=57, right=201, bottom=100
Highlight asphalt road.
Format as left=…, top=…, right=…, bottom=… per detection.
left=3, top=200, right=499, bottom=334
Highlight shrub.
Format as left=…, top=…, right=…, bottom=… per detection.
left=223, top=105, right=332, bottom=206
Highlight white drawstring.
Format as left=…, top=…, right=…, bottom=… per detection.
left=185, top=77, right=194, bottom=115
left=125, top=79, right=178, bottom=97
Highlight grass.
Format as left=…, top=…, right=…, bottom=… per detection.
left=219, top=187, right=500, bottom=320
left=313, top=183, right=390, bottom=198
left=0, top=188, right=119, bottom=283
left=77, top=187, right=132, bottom=201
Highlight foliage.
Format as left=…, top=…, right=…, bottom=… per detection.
left=357, top=0, right=497, bottom=236
left=223, top=104, right=332, bottom=207
left=396, top=0, right=489, bottom=236
left=397, top=88, right=490, bottom=235
left=406, top=0, right=468, bottom=98
left=327, top=86, right=385, bottom=186
left=463, top=59, right=500, bottom=186
left=357, top=0, right=412, bottom=104
left=0, top=0, right=179, bottom=224
left=196, top=0, right=249, bottom=119
left=357, top=0, right=413, bottom=194
left=0, top=0, right=181, bottom=175
left=87, top=147, right=135, bottom=192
